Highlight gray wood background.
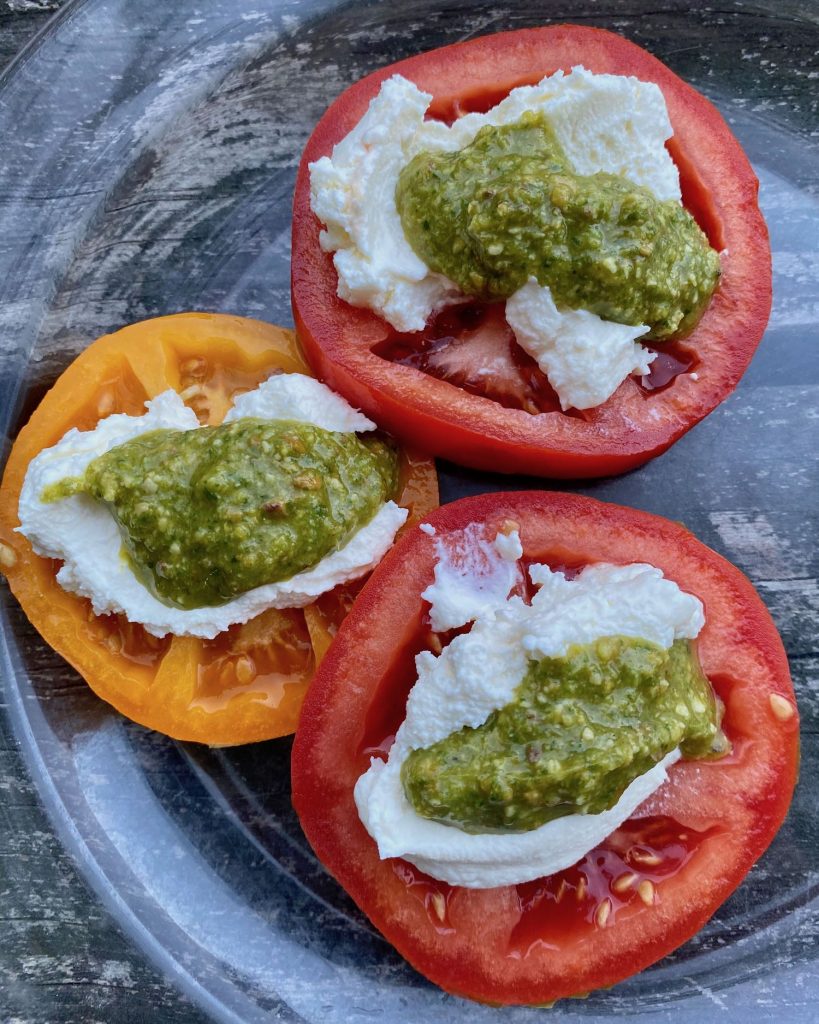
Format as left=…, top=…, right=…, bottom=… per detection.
left=0, top=8, right=211, bottom=1023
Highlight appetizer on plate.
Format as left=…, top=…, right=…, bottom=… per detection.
left=292, top=25, right=771, bottom=478
left=292, top=492, right=798, bottom=1005
left=0, top=313, right=437, bottom=744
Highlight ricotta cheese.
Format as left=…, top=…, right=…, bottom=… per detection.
left=17, top=374, right=407, bottom=640
left=310, top=66, right=678, bottom=408
left=505, top=279, right=654, bottom=411
left=224, top=372, right=376, bottom=432
left=355, top=528, right=704, bottom=888
left=309, top=75, right=461, bottom=334
left=421, top=522, right=523, bottom=632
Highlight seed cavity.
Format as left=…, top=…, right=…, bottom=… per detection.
left=96, top=390, right=116, bottom=418
left=180, top=357, right=207, bottom=378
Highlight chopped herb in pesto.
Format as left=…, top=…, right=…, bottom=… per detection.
left=401, top=636, right=727, bottom=834
left=44, top=418, right=397, bottom=609
left=396, top=112, right=721, bottom=339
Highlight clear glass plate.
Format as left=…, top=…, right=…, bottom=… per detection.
left=0, top=1, right=817, bottom=1021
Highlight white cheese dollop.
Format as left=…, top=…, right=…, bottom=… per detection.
left=310, top=66, right=679, bottom=408
left=505, top=280, right=654, bottom=412
left=310, top=75, right=461, bottom=334
left=224, top=372, right=376, bottom=432
left=17, top=374, right=407, bottom=639
left=355, top=528, right=704, bottom=888
left=421, top=522, right=523, bottom=633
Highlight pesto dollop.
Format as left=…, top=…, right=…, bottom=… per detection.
left=396, top=113, right=720, bottom=340
left=45, top=418, right=397, bottom=609
left=401, top=636, right=726, bottom=834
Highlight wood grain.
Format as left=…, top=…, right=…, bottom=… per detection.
left=0, top=9, right=211, bottom=1024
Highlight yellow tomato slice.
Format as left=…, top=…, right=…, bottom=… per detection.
left=0, top=313, right=438, bottom=744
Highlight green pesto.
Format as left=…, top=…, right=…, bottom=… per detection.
left=396, top=112, right=721, bottom=340
left=44, top=418, right=397, bottom=609
left=401, top=636, right=726, bottom=834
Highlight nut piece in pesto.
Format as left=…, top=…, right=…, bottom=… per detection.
left=44, top=418, right=398, bottom=609
left=401, top=636, right=727, bottom=834
left=396, top=112, right=720, bottom=340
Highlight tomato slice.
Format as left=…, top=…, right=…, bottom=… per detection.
left=291, top=492, right=798, bottom=1005
left=291, top=25, right=771, bottom=478
left=0, top=313, right=438, bottom=745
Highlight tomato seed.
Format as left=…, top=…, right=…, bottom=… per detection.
left=96, top=390, right=115, bottom=418
left=630, top=848, right=662, bottom=867
left=235, top=655, right=255, bottom=686
left=769, top=693, right=795, bottom=721
left=611, top=872, right=637, bottom=894
left=0, top=541, right=17, bottom=571
left=180, top=357, right=207, bottom=377
left=637, top=880, right=655, bottom=906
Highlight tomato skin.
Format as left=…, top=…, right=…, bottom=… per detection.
left=0, top=313, right=438, bottom=745
left=292, top=26, right=771, bottom=478
left=291, top=492, right=798, bottom=1005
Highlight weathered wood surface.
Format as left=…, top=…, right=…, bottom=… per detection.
left=0, top=1, right=816, bottom=1023
left=2, top=7, right=215, bottom=1024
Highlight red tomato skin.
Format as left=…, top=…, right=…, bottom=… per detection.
left=292, top=26, right=771, bottom=478
left=291, top=492, right=798, bottom=1005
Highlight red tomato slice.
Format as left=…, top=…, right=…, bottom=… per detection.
left=291, top=26, right=771, bottom=478
left=291, top=492, right=798, bottom=1005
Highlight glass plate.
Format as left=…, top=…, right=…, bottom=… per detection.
left=0, top=1, right=817, bottom=1021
